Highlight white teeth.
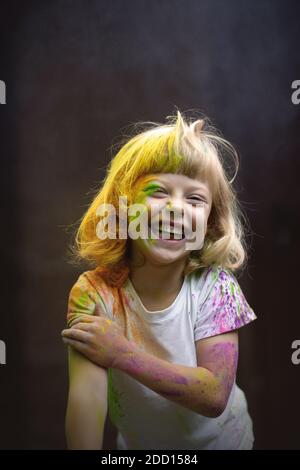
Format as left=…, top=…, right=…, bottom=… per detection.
left=149, top=224, right=184, bottom=237
left=159, top=229, right=182, bottom=236
left=158, top=229, right=184, bottom=238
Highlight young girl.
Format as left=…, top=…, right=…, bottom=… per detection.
left=62, top=110, right=257, bottom=450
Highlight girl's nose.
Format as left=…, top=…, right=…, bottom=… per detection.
left=165, top=198, right=184, bottom=212
left=164, top=199, right=185, bottom=223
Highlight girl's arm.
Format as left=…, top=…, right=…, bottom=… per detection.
left=63, top=314, right=238, bottom=418
left=65, top=346, right=108, bottom=449
left=113, top=331, right=238, bottom=418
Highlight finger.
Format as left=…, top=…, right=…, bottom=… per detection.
left=61, top=328, right=91, bottom=342
left=69, top=322, right=94, bottom=331
left=68, top=314, right=95, bottom=328
left=62, top=337, right=88, bottom=353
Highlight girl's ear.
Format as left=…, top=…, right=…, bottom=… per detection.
left=190, top=119, right=204, bottom=136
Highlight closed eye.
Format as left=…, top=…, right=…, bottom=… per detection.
left=151, top=188, right=167, bottom=196
left=187, top=196, right=206, bottom=204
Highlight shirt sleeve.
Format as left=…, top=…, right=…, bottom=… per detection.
left=194, top=267, right=257, bottom=341
left=66, top=272, right=109, bottom=327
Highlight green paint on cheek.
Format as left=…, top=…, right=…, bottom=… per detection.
left=128, top=203, right=148, bottom=223
left=133, top=189, right=148, bottom=205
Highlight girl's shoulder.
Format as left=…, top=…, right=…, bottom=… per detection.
left=188, top=264, right=248, bottom=308
left=188, top=263, right=227, bottom=289
left=69, top=267, right=113, bottom=299
left=66, top=267, right=117, bottom=326
left=191, top=265, right=257, bottom=339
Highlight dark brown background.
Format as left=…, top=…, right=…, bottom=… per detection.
left=0, top=0, right=299, bottom=449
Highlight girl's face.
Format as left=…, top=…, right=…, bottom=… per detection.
left=128, top=173, right=212, bottom=267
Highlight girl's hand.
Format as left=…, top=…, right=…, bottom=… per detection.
left=61, top=304, right=133, bottom=369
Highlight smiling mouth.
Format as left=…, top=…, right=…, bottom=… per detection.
left=149, top=222, right=185, bottom=240
left=158, top=229, right=184, bottom=240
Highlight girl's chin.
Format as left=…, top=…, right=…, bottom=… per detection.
left=130, top=237, right=192, bottom=260
left=142, top=241, right=190, bottom=262
left=144, top=239, right=185, bottom=251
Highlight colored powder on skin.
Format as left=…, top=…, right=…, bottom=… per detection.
left=108, top=369, right=125, bottom=424
left=129, top=181, right=163, bottom=248
left=77, top=291, right=90, bottom=309
left=202, top=342, right=238, bottom=402
left=123, top=353, right=189, bottom=388
left=143, top=182, right=161, bottom=196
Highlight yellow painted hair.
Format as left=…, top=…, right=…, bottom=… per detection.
left=67, top=109, right=250, bottom=287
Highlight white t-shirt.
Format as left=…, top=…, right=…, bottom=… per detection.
left=67, top=265, right=257, bottom=450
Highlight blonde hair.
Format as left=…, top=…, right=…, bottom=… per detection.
left=67, top=109, right=251, bottom=287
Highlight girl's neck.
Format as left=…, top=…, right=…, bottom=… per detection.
left=128, top=257, right=187, bottom=298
